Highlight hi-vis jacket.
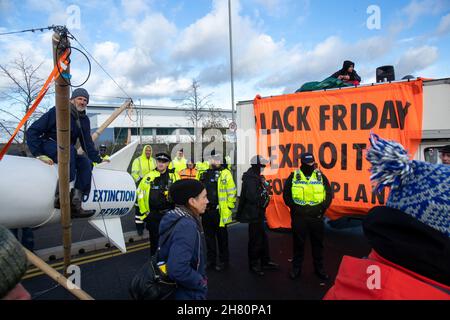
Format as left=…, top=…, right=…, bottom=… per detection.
left=169, top=157, right=187, bottom=174
left=131, top=145, right=156, bottom=183
left=200, top=168, right=237, bottom=227
left=179, top=168, right=198, bottom=180
left=195, top=161, right=210, bottom=179
left=291, top=169, right=326, bottom=206
left=136, top=169, right=180, bottom=223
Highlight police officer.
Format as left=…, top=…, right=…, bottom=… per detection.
left=199, top=152, right=236, bottom=271
left=137, top=152, right=180, bottom=255
left=237, top=155, right=279, bottom=276
left=283, top=153, right=332, bottom=281
left=131, top=145, right=157, bottom=235
left=99, top=144, right=110, bottom=161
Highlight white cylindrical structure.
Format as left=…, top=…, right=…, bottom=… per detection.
left=0, top=155, right=136, bottom=229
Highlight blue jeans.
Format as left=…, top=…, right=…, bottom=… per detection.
left=42, top=140, right=93, bottom=195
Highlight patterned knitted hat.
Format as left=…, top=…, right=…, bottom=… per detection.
left=0, top=225, right=28, bottom=298
left=366, top=133, right=450, bottom=237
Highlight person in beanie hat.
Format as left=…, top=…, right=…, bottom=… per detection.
left=237, top=155, right=279, bottom=276
left=26, top=87, right=104, bottom=219
left=0, top=225, right=31, bottom=300
left=157, top=180, right=208, bottom=300
left=324, top=133, right=450, bottom=300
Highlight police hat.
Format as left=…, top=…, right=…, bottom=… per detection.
left=99, top=144, right=107, bottom=150
left=155, top=152, right=171, bottom=162
left=300, top=153, right=315, bottom=164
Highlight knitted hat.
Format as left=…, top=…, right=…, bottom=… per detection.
left=70, top=88, right=89, bottom=104
left=169, top=179, right=205, bottom=206
left=0, top=225, right=28, bottom=298
left=366, top=133, right=450, bottom=237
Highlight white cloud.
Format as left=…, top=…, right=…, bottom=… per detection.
left=396, top=45, right=439, bottom=77
left=402, top=0, right=450, bottom=27
left=437, top=13, right=450, bottom=34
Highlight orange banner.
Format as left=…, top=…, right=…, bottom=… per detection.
left=254, top=80, right=423, bottom=229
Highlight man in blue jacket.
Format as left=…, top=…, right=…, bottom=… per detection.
left=26, top=88, right=104, bottom=218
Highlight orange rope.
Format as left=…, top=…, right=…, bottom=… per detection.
left=0, top=49, right=70, bottom=160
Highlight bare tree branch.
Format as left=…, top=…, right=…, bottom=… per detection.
left=0, top=56, right=48, bottom=145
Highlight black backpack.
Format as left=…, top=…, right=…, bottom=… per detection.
left=129, top=216, right=183, bottom=300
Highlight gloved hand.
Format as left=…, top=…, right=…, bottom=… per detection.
left=135, top=222, right=144, bottom=236
left=37, top=155, right=54, bottom=165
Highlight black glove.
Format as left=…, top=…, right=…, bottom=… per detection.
left=135, top=222, right=144, bottom=236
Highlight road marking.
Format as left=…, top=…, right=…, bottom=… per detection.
left=23, top=242, right=150, bottom=279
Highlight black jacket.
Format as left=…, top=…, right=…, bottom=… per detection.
left=331, top=60, right=361, bottom=82
left=26, top=105, right=102, bottom=163
left=236, top=168, right=270, bottom=223
left=282, top=168, right=332, bottom=215
left=364, top=206, right=450, bottom=287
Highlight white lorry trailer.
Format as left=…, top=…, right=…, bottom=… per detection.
left=236, top=78, right=450, bottom=207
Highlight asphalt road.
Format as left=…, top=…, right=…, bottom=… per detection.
left=22, top=219, right=370, bottom=300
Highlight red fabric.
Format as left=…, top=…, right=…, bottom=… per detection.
left=323, top=250, right=450, bottom=300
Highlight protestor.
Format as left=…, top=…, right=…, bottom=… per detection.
left=26, top=88, right=104, bottom=218
left=158, top=179, right=208, bottom=300
left=0, top=225, right=31, bottom=300
left=330, top=60, right=361, bottom=85
left=199, top=151, right=237, bottom=272
left=179, top=158, right=198, bottom=180
left=169, top=148, right=187, bottom=173
left=283, top=153, right=332, bottom=282
left=439, top=145, right=450, bottom=165
left=131, top=145, right=157, bottom=235
left=236, top=155, right=279, bottom=276
left=137, top=152, right=180, bottom=255
left=324, top=134, right=450, bottom=300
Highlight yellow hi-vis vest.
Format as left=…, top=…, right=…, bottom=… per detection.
left=200, top=168, right=237, bottom=227
left=291, top=169, right=326, bottom=206
left=136, top=170, right=180, bottom=223
left=169, top=157, right=187, bottom=173
left=195, top=161, right=210, bottom=179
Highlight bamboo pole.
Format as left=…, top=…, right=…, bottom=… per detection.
left=91, top=99, right=132, bottom=142
left=24, top=248, right=94, bottom=300
left=52, top=30, right=72, bottom=276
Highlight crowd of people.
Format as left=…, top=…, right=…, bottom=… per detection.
left=1, top=86, right=449, bottom=301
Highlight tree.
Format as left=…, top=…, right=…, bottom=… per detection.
left=0, top=54, right=52, bottom=149
left=203, top=105, right=227, bottom=129
left=182, top=79, right=212, bottom=129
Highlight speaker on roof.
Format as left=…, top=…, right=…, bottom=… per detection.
left=376, top=65, right=395, bottom=82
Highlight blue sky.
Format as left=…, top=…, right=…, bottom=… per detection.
left=1, top=0, right=450, bottom=111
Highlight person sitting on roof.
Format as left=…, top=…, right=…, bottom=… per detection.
left=330, top=60, right=361, bottom=85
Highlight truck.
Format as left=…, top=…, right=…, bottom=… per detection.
left=236, top=77, right=450, bottom=226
